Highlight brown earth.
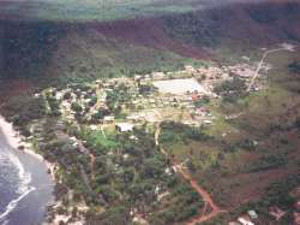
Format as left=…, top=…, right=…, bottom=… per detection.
left=220, top=168, right=298, bottom=208
left=0, top=78, right=32, bottom=102
left=91, top=18, right=210, bottom=59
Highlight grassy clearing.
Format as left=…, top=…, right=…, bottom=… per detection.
left=80, top=128, right=119, bottom=150
left=206, top=114, right=233, bottom=137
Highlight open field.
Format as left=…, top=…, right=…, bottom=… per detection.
left=153, top=78, right=208, bottom=95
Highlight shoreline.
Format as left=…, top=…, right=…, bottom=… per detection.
left=0, top=115, right=57, bottom=224
left=0, top=115, right=56, bottom=181
left=0, top=115, right=85, bottom=225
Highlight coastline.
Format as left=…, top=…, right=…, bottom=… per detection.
left=0, top=115, right=56, bottom=181
left=0, top=115, right=57, bottom=224
left=0, top=115, right=85, bottom=225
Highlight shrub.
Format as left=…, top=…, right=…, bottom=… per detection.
left=243, top=154, right=288, bottom=173
left=71, top=102, right=83, bottom=112
left=288, top=61, right=300, bottom=74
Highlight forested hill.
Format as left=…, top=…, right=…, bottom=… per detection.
left=0, top=0, right=281, bottom=22
left=0, top=0, right=300, bottom=99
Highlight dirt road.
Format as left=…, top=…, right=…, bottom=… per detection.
left=247, top=44, right=296, bottom=92
left=154, top=125, right=226, bottom=225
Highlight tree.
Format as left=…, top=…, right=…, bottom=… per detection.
left=214, top=77, right=247, bottom=97
left=71, top=102, right=83, bottom=112
left=63, top=92, right=72, bottom=100
left=288, top=61, right=300, bottom=73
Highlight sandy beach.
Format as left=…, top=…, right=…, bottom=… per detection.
left=0, top=114, right=55, bottom=225
left=0, top=115, right=85, bottom=224
left=0, top=115, right=43, bottom=159
left=0, top=115, right=56, bottom=180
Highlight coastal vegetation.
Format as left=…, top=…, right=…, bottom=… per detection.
left=32, top=119, right=204, bottom=224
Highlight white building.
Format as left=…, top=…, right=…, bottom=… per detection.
left=103, top=116, right=115, bottom=124
left=248, top=210, right=258, bottom=219
left=238, top=217, right=254, bottom=225
left=116, top=123, right=134, bottom=132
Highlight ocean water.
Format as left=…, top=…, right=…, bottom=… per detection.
left=0, top=129, right=53, bottom=225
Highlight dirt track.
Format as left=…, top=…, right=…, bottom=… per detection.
left=155, top=125, right=226, bottom=225
left=247, top=44, right=298, bottom=92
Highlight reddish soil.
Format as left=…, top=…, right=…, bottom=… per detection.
left=155, top=126, right=225, bottom=224
left=177, top=164, right=227, bottom=225
left=226, top=169, right=297, bottom=207
left=0, top=78, right=32, bottom=102
left=215, top=1, right=300, bottom=46
left=91, top=18, right=210, bottom=59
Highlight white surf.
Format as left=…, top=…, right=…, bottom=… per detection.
left=0, top=150, right=36, bottom=222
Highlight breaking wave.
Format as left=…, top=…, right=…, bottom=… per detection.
left=0, top=150, right=36, bottom=222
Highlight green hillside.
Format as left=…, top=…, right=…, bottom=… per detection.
left=0, top=0, right=206, bottom=22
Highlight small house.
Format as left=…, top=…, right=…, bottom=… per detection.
left=103, top=116, right=115, bottom=124
left=116, top=123, right=134, bottom=132
left=204, top=120, right=213, bottom=125
left=134, top=75, right=142, bottom=81
left=90, top=125, right=98, bottom=131
left=152, top=72, right=166, bottom=80
left=127, top=115, right=141, bottom=123
left=238, top=217, right=254, bottom=225
left=248, top=210, right=258, bottom=219
left=228, top=222, right=241, bottom=225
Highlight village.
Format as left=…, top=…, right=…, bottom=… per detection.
left=30, top=60, right=277, bottom=225
left=40, top=61, right=267, bottom=134
left=1, top=0, right=299, bottom=221
left=27, top=53, right=300, bottom=225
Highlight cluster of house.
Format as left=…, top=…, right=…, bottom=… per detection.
left=58, top=87, right=97, bottom=121
left=230, top=200, right=300, bottom=225
left=40, top=62, right=264, bottom=133
left=134, top=65, right=227, bottom=93
left=135, top=63, right=264, bottom=94
left=134, top=65, right=198, bottom=83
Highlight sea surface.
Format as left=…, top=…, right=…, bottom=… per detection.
left=0, top=128, right=53, bottom=225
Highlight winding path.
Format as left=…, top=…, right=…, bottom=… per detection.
left=154, top=125, right=226, bottom=225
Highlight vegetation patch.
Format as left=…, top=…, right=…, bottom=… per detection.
left=242, top=154, right=288, bottom=173
left=288, top=61, right=300, bottom=74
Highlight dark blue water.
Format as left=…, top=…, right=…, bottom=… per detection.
left=0, top=128, right=53, bottom=225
